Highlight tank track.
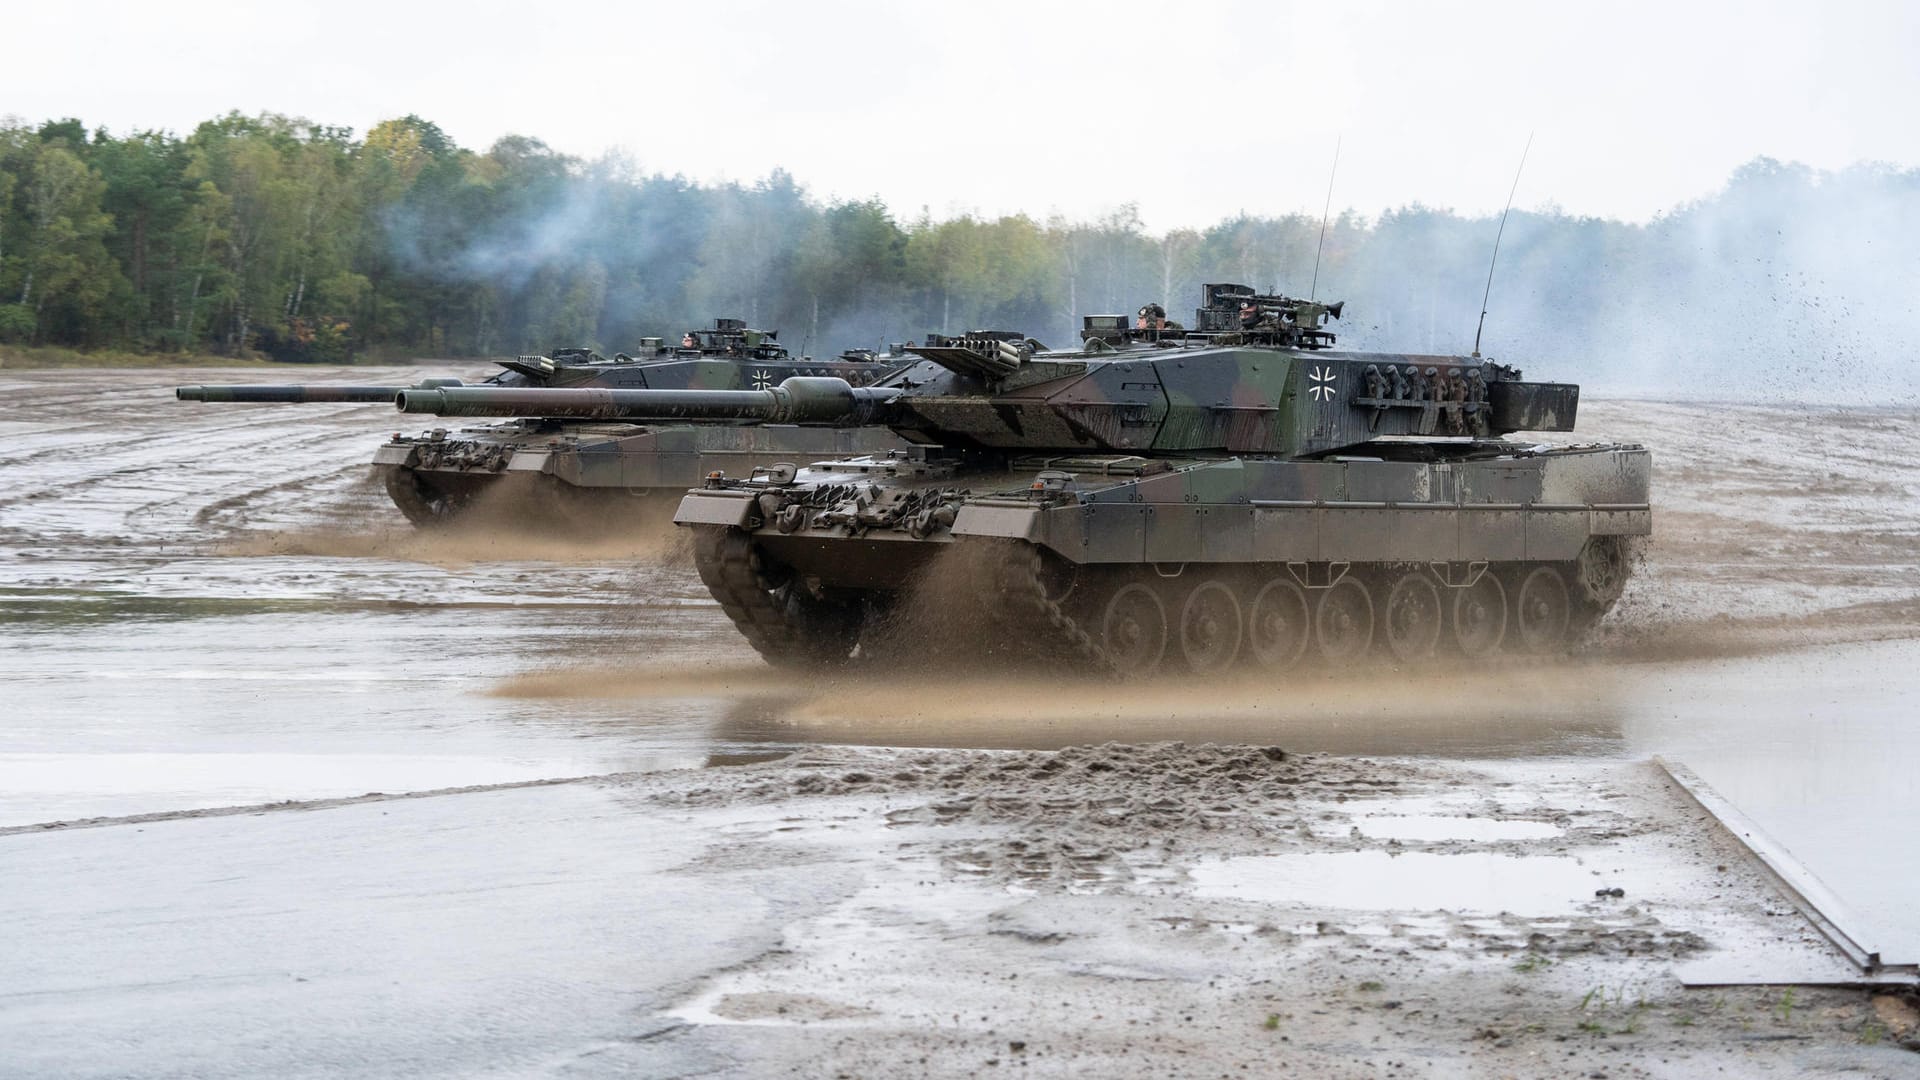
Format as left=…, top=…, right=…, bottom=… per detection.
left=691, top=527, right=859, bottom=667
left=692, top=528, right=1633, bottom=674
left=378, top=465, right=465, bottom=528
left=963, top=540, right=1119, bottom=674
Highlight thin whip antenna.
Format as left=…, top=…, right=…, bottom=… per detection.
left=1309, top=135, right=1341, bottom=300
left=1473, top=131, right=1533, bottom=358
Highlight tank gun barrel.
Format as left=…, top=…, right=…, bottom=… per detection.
left=177, top=379, right=464, bottom=404
left=393, top=376, right=903, bottom=426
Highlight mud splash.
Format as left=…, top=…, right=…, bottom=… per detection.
left=214, top=521, right=691, bottom=569
left=490, top=662, right=801, bottom=701
left=490, top=659, right=1634, bottom=756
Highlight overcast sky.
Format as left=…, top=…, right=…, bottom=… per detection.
left=7, top=0, right=1916, bottom=230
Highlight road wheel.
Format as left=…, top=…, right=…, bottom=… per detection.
left=1313, top=576, right=1374, bottom=662
left=1451, top=572, right=1507, bottom=658
left=1513, top=565, right=1572, bottom=653
left=1245, top=577, right=1311, bottom=671
left=1100, top=582, right=1168, bottom=675
left=1382, top=569, right=1443, bottom=662
left=1177, top=580, right=1243, bottom=674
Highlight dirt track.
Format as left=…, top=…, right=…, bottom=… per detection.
left=2, top=369, right=1918, bottom=1077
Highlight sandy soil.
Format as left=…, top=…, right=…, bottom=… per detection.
left=619, top=742, right=1920, bottom=1077
left=1580, top=399, right=1920, bottom=659
left=3, top=371, right=1920, bottom=1077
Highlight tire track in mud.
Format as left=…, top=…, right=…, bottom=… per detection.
left=182, top=461, right=375, bottom=530
left=0, top=424, right=383, bottom=544
left=0, top=374, right=420, bottom=544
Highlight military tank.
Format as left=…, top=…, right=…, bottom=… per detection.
left=178, top=319, right=920, bottom=529
left=395, top=286, right=1650, bottom=671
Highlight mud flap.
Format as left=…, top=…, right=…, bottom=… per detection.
left=952, top=504, right=1042, bottom=542
left=673, top=491, right=760, bottom=527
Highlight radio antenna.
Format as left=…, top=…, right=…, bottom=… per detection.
left=1472, top=131, right=1533, bottom=358
left=1309, top=135, right=1341, bottom=300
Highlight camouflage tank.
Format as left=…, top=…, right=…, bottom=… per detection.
left=368, top=319, right=929, bottom=527
left=394, top=286, right=1650, bottom=671
left=179, top=319, right=921, bottom=529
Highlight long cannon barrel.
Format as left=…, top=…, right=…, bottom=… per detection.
left=177, top=378, right=464, bottom=404
left=394, top=376, right=902, bottom=426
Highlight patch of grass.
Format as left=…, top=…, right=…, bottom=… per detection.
left=1356, top=981, right=1384, bottom=992
left=1580, top=987, right=1601, bottom=1011
left=1776, top=988, right=1796, bottom=1023
left=1513, top=953, right=1553, bottom=973
left=1263, top=1014, right=1280, bottom=1031
left=1576, top=1020, right=1607, bottom=1035
left=1860, top=1020, right=1886, bottom=1045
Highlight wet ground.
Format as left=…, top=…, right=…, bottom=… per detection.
left=3, top=368, right=1918, bottom=1075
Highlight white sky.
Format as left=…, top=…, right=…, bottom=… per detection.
left=8, top=0, right=1917, bottom=231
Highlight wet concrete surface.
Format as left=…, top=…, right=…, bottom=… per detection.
left=3, top=369, right=1919, bottom=1074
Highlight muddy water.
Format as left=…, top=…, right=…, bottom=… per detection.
left=2, top=371, right=1916, bottom=960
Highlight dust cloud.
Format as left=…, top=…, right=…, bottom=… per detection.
left=214, top=467, right=694, bottom=569
left=483, top=397, right=1920, bottom=748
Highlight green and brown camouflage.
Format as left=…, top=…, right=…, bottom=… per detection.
left=371, top=322, right=919, bottom=527
left=397, top=285, right=1650, bottom=672
left=176, top=319, right=918, bottom=528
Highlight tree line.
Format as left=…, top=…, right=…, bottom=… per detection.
left=3, top=111, right=1915, bottom=398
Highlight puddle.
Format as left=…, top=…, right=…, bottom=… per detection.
left=1355, top=816, right=1564, bottom=842
left=1189, top=851, right=1604, bottom=914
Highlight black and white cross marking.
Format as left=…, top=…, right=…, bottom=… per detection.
left=1308, top=365, right=1338, bottom=402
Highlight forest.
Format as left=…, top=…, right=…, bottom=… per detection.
left=2, top=111, right=1915, bottom=399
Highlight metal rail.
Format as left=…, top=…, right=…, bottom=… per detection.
left=1657, top=757, right=1917, bottom=982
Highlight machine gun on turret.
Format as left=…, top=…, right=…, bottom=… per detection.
left=1192, top=283, right=1343, bottom=348
left=674, top=317, right=790, bottom=361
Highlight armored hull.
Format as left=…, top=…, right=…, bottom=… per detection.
left=678, top=438, right=1646, bottom=671
left=371, top=420, right=911, bottom=527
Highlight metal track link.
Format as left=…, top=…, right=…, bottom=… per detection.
left=691, top=526, right=837, bottom=666
left=966, top=540, right=1118, bottom=674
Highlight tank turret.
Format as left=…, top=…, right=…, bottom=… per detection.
left=394, top=317, right=1576, bottom=458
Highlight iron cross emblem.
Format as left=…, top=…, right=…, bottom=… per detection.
left=751, top=369, right=773, bottom=390
left=1308, top=366, right=1337, bottom=402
